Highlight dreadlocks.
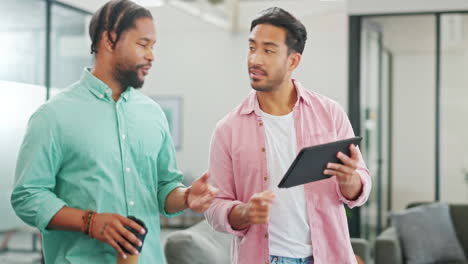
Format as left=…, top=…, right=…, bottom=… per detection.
left=89, top=0, right=152, bottom=54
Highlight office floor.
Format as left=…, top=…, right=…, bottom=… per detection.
left=0, top=229, right=177, bottom=264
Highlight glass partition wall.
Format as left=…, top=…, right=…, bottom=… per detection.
left=349, top=12, right=468, bottom=242
left=0, top=0, right=91, bottom=242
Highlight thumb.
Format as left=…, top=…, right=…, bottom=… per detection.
left=199, top=173, right=209, bottom=183
left=261, top=190, right=276, bottom=201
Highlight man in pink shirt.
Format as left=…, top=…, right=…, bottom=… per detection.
left=205, top=7, right=371, bottom=264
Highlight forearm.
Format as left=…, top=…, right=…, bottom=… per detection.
left=228, top=203, right=250, bottom=230
left=47, top=206, right=86, bottom=232
left=165, top=187, right=189, bottom=214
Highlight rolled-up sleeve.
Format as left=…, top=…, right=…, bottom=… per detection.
left=10, top=107, right=67, bottom=232
left=331, top=102, right=371, bottom=208
left=156, top=116, right=185, bottom=218
left=204, top=123, right=249, bottom=237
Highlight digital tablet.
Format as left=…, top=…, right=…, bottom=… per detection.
left=278, top=136, right=362, bottom=188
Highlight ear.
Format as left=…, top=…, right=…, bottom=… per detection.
left=101, top=31, right=117, bottom=53
left=288, top=52, right=302, bottom=71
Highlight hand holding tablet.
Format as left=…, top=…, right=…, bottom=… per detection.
left=278, top=137, right=363, bottom=188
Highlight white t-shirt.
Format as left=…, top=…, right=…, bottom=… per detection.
left=260, top=110, right=313, bottom=258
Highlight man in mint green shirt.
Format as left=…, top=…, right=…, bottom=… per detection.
left=10, top=1, right=218, bottom=263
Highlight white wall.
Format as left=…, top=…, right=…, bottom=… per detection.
left=140, top=4, right=349, bottom=179
left=348, top=0, right=468, bottom=15
left=439, top=15, right=468, bottom=203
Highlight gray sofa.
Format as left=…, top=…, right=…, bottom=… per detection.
left=375, top=204, right=468, bottom=264
left=164, top=220, right=370, bottom=264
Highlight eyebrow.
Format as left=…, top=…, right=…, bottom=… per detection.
left=249, top=39, right=278, bottom=48
left=138, top=37, right=154, bottom=43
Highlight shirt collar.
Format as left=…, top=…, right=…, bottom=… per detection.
left=80, top=67, right=133, bottom=102
left=240, top=79, right=312, bottom=116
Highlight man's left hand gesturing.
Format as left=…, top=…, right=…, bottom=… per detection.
left=186, top=173, right=219, bottom=213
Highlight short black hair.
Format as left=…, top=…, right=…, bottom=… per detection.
left=89, top=0, right=153, bottom=54
left=250, top=7, right=307, bottom=54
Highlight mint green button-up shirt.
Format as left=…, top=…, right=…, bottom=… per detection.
left=11, top=68, right=185, bottom=263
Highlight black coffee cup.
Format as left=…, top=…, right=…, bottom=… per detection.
left=119, top=216, right=147, bottom=254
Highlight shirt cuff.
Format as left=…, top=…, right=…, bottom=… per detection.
left=158, top=182, right=186, bottom=218
left=205, top=199, right=250, bottom=237
left=37, top=199, right=67, bottom=233
left=336, top=170, right=370, bottom=209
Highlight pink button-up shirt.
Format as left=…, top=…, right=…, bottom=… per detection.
left=205, top=80, right=371, bottom=264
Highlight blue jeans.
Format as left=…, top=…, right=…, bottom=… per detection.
left=269, top=255, right=314, bottom=264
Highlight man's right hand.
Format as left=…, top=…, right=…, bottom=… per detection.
left=90, top=213, right=145, bottom=260
left=229, top=190, right=276, bottom=230
left=246, top=191, right=276, bottom=224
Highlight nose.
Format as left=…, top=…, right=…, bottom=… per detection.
left=248, top=51, right=263, bottom=67
left=145, top=48, right=154, bottom=62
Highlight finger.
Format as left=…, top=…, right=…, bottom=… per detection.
left=199, top=186, right=219, bottom=199
left=253, top=202, right=271, bottom=212
left=323, top=169, right=335, bottom=176
left=261, top=190, right=276, bottom=198
left=109, top=228, right=139, bottom=256
left=121, top=216, right=145, bottom=235
left=193, top=177, right=208, bottom=193
left=259, top=194, right=276, bottom=203
left=350, top=144, right=359, bottom=160
left=106, top=235, right=127, bottom=259
left=325, top=168, right=342, bottom=178
left=199, top=173, right=209, bottom=183
left=329, top=170, right=352, bottom=184
left=116, top=222, right=142, bottom=248
left=251, top=219, right=268, bottom=224
left=327, top=163, right=355, bottom=175
left=252, top=210, right=270, bottom=218
left=254, top=198, right=273, bottom=207
left=251, top=215, right=270, bottom=224
left=250, top=194, right=274, bottom=207
left=336, top=152, right=357, bottom=169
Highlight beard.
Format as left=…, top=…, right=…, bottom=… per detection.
left=114, top=62, right=146, bottom=89
left=249, top=60, right=289, bottom=92
left=250, top=71, right=285, bottom=92
left=251, top=79, right=277, bottom=92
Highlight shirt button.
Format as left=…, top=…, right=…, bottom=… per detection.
left=264, top=176, right=268, bottom=181
left=126, top=168, right=131, bottom=173
left=259, top=122, right=263, bottom=126
left=99, top=94, right=104, bottom=98
left=122, top=134, right=126, bottom=140
left=129, top=201, right=135, bottom=206
left=261, top=147, right=266, bottom=152
left=264, top=233, right=268, bottom=239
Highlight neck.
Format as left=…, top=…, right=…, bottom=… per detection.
left=91, top=62, right=124, bottom=102
left=257, top=79, right=297, bottom=116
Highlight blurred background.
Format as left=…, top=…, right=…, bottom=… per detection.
left=1, top=0, right=468, bottom=263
